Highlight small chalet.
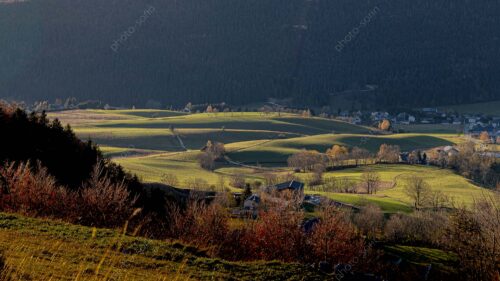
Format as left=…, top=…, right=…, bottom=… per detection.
left=266, top=180, right=305, bottom=194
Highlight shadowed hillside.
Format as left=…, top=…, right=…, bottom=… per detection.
left=1, top=0, right=499, bottom=107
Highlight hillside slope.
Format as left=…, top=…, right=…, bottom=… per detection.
left=0, top=213, right=326, bottom=280
left=226, top=133, right=455, bottom=163
left=49, top=111, right=372, bottom=151
left=1, top=0, right=499, bottom=107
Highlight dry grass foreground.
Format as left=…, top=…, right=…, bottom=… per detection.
left=0, top=213, right=326, bottom=281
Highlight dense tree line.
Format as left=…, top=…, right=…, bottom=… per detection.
left=0, top=103, right=182, bottom=233
left=0, top=103, right=140, bottom=192
left=1, top=0, right=499, bottom=108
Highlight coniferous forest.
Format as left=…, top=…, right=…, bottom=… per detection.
left=1, top=0, right=499, bottom=107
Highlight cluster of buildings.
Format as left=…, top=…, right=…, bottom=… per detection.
left=465, top=116, right=500, bottom=140
left=336, top=107, right=460, bottom=126
left=335, top=108, right=500, bottom=140
left=234, top=180, right=358, bottom=217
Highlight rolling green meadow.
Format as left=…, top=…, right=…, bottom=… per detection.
left=45, top=109, right=495, bottom=214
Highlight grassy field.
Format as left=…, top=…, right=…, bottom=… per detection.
left=226, top=133, right=457, bottom=164
left=113, top=150, right=492, bottom=213
left=384, top=245, right=457, bottom=275
left=49, top=110, right=372, bottom=151
left=93, top=113, right=372, bottom=135
left=308, top=165, right=492, bottom=213
left=76, top=127, right=304, bottom=151
left=0, top=214, right=457, bottom=280
left=47, top=109, right=490, bottom=213
left=114, top=150, right=282, bottom=190
left=0, top=213, right=325, bottom=281
left=48, top=109, right=186, bottom=123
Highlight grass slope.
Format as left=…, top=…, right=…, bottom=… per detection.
left=227, top=134, right=456, bottom=164
left=307, top=165, right=492, bottom=213
left=47, top=110, right=487, bottom=213
left=50, top=111, right=372, bottom=152
left=0, top=213, right=325, bottom=281
left=94, top=113, right=371, bottom=135
left=114, top=151, right=269, bottom=189
left=75, top=127, right=302, bottom=151
left=113, top=152, right=492, bottom=213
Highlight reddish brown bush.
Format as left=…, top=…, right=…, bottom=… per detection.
left=168, top=199, right=229, bottom=254
left=0, top=161, right=137, bottom=228
left=309, top=207, right=365, bottom=265
left=164, top=199, right=368, bottom=265
left=242, top=208, right=307, bottom=262
left=78, top=163, right=138, bottom=227
left=0, top=161, right=71, bottom=217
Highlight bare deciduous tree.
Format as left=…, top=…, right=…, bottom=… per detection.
left=445, top=195, right=500, bottom=281
left=353, top=204, right=384, bottom=239
left=377, top=144, right=400, bottom=163
left=361, top=169, right=381, bottom=194
left=403, top=175, right=431, bottom=210
left=287, top=150, right=326, bottom=172
left=351, top=146, right=371, bottom=166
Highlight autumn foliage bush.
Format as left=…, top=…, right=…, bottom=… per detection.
left=167, top=199, right=367, bottom=266
left=242, top=207, right=307, bottom=262
left=168, top=199, right=229, bottom=251
left=0, top=161, right=136, bottom=228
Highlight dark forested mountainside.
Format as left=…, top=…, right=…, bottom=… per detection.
left=1, top=0, right=499, bottom=108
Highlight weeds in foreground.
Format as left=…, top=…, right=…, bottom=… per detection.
left=0, top=218, right=192, bottom=281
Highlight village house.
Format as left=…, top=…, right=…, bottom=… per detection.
left=452, top=117, right=462, bottom=125
left=421, top=107, right=438, bottom=114
left=243, top=194, right=260, bottom=210
left=241, top=181, right=306, bottom=212
left=265, top=180, right=305, bottom=194
left=395, top=112, right=416, bottom=124
left=370, top=111, right=390, bottom=122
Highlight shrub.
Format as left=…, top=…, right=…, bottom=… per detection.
left=445, top=196, right=500, bottom=281
left=309, top=207, right=365, bottom=265
left=0, top=161, right=137, bottom=228
left=242, top=208, right=307, bottom=262
left=384, top=211, right=448, bottom=246
left=198, top=152, right=216, bottom=170
left=168, top=200, right=229, bottom=254
left=353, top=204, right=384, bottom=239
left=0, top=161, right=71, bottom=217
left=78, top=164, right=138, bottom=227
left=229, top=174, right=246, bottom=189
